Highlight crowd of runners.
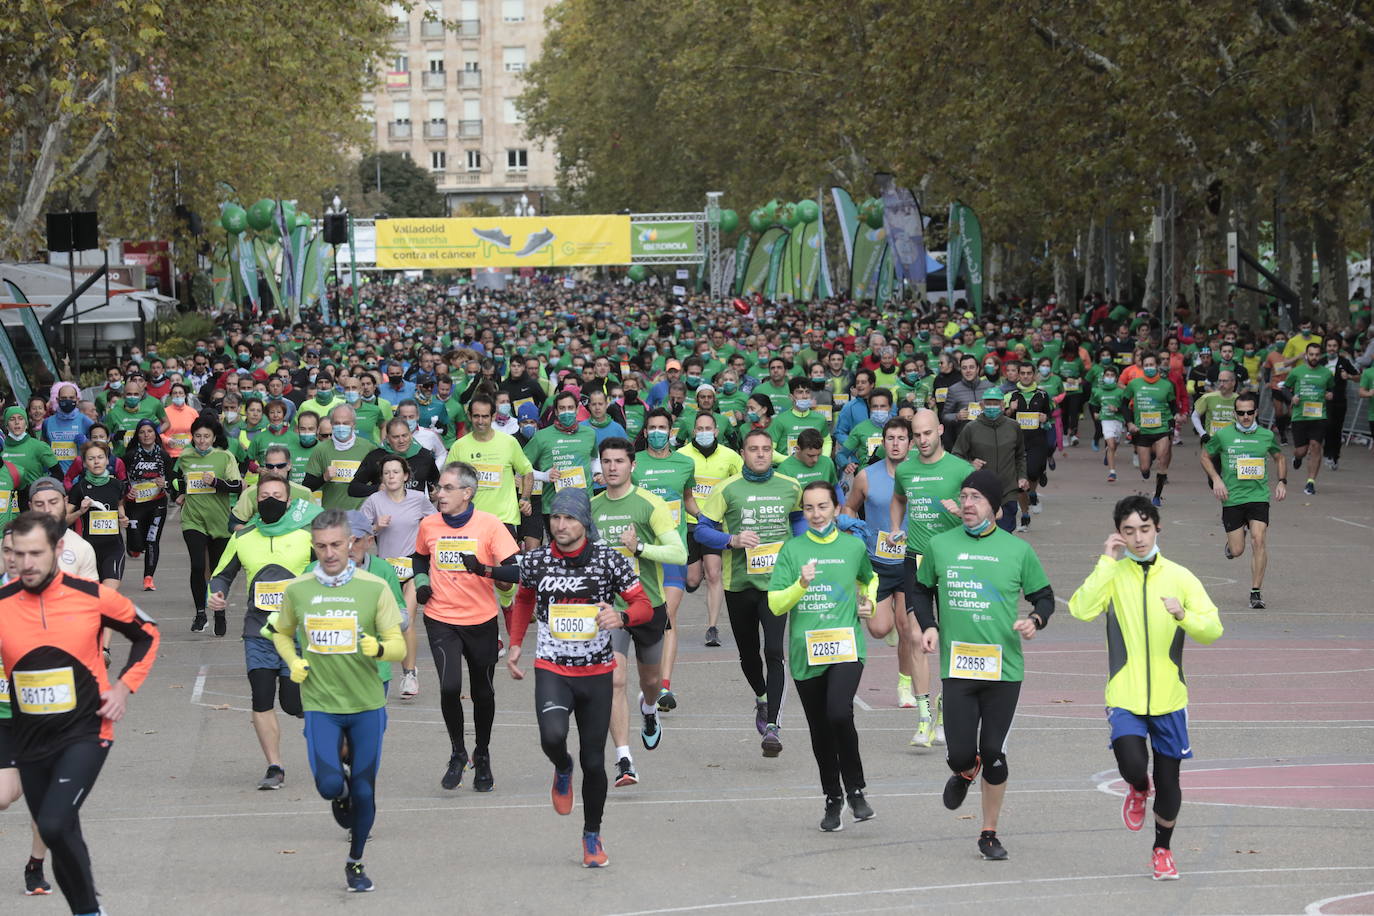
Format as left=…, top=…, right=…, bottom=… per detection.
left=0, top=278, right=1371, bottom=910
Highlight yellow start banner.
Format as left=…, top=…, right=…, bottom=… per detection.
left=374, top=215, right=631, bottom=269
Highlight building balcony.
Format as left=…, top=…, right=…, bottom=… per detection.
left=456, top=18, right=480, bottom=37
left=423, top=120, right=448, bottom=139
left=458, top=119, right=482, bottom=139
left=420, top=19, right=445, bottom=38
left=421, top=70, right=445, bottom=91
left=387, top=121, right=412, bottom=140
left=459, top=70, right=482, bottom=89
left=390, top=21, right=409, bottom=40
left=449, top=172, right=488, bottom=185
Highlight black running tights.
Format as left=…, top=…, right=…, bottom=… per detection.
left=182, top=529, right=228, bottom=612
left=725, top=587, right=788, bottom=725
left=20, top=740, right=110, bottom=914
left=1112, top=735, right=1182, bottom=821
left=794, top=661, right=865, bottom=798
left=535, top=668, right=613, bottom=834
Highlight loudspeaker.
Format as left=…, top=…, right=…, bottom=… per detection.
left=45, top=211, right=99, bottom=252
left=323, top=213, right=348, bottom=245
left=175, top=204, right=203, bottom=236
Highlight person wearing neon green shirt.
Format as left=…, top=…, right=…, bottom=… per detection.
left=769, top=479, right=878, bottom=832
left=677, top=412, right=742, bottom=648
left=450, top=394, right=533, bottom=528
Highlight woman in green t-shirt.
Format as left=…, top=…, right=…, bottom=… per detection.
left=174, top=417, right=244, bottom=635
left=768, top=481, right=878, bottom=832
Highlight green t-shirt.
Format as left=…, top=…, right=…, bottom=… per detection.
left=176, top=448, right=241, bottom=536
left=451, top=430, right=533, bottom=525
left=1194, top=391, right=1238, bottom=435
left=842, top=419, right=885, bottom=466
left=1090, top=381, right=1128, bottom=421
left=1125, top=376, right=1175, bottom=431
left=278, top=567, right=403, bottom=714
left=917, top=526, right=1051, bottom=682
left=750, top=381, right=792, bottom=413
left=892, top=451, right=974, bottom=556
left=632, top=448, right=696, bottom=541
left=246, top=425, right=299, bottom=468
left=104, top=396, right=167, bottom=440
left=590, top=486, right=675, bottom=608
left=300, top=555, right=405, bottom=683
left=523, top=425, right=597, bottom=495
left=353, top=397, right=393, bottom=444
left=1204, top=424, right=1280, bottom=507
left=1283, top=363, right=1335, bottom=421
left=304, top=438, right=376, bottom=510
left=622, top=403, right=647, bottom=439
left=0, top=435, right=57, bottom=488
left=770, top=530, right=875, bottom=681
left=1360, top=367, right=1374, bottom=420
left=699, top=472, right=801, bottom=592
left=770, top=409, right=830, bottom=456
left=777, top=454, right=838, bottom=490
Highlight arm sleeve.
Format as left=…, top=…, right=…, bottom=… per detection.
left=1191, top=405, right=1207, bottom=436
left=100, top=592, right=161, bottom=692
left=1025, top=584, right=1055, bottom=626
left=640, top=507, right=687, bottom=565
left=768, top=578, right=806, bottom=616
left=347, top=451, right=381, bottom=497
left=272, top=590, right=302, bottom=665
left=207, top=536, right=243, bottom=595
left=486, top=552, right=521, bottom=583
left=693, top=513, right=734, bottom=550
left=909, top=578, right=938, bottom=632
left=618, top=581, right=653, bottom=627
left=509, top=584, right=536, bottom=647
left=1177, top=568, right=1224, bottom=645
left=1067, top=554, right=1117, bottom=622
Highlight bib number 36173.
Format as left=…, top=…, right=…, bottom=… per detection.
left=949, top=641, right=1002, bottom=680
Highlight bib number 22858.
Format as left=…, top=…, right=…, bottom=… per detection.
left=949, top=641, right=1002, bottom=680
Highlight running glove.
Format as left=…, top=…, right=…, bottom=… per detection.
left=461, top=553, right=490, bottom=577
left=288, top=658, right=310, bottom=683
left=359, top=632, right=382, bottom=658
left=259, top=611, right=281, bottom=640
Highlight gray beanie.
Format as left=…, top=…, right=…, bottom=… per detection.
left=547, top=486, right=600, bottom=542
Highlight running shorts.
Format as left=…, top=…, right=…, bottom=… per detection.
left=1221, top=501, right=1270, bottom=532
left=1107, top=706, right=1192, bottom=759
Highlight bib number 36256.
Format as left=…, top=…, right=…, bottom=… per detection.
left=949, top=641, right=1002, bottom=680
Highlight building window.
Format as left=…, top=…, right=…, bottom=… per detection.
left=394, top=100, right=411, bottom=122
left=399, top=151, right=412, bottom=162
left=466, top=150, right=482, bottom=171
left=502, top=0, right=525, bottom=22
left=431, top=150, right=447, bottom=172
left=503, top=98, right=522, bottom=124
left=507, top=148, right=527, bottom=171
left=427, top=99, right=446, bottom=121
left=502, top=46, right=526, bottom=72
left=427, top=52, right=445, bottom=72
left=393, top=53, right=409, bottom=72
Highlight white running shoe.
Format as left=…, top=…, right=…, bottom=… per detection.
left=399, top=669, right=419, bottom=699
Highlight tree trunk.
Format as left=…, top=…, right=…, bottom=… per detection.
left=1053, top=249, right=1073, bottom=305
left=988, top=242, right=1003, bottom=302
left=1284, top=214, right=1313, bottom=326
left=1198, top=183, right=1230, bottom=326
left=1084, top=220, right=1103, bottom=299
left=1312, top=209, right=1348, bottom=326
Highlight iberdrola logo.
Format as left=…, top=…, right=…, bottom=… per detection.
left=639, top=228, right=659, bottom=243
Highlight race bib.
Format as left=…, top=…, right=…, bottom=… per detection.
left=253, top=580, right=286, bottom=610
left=1234, top=457, right=1265, bottom=480
left=934, top=387, right=948, bottom=403
left=805, top=627, right=858, bottom=666
left=1016, top=411, right=1041, bottom=430
left=330, top=460, right=361, bottom=482
left=1063, top=378, right=1081, bottom=392
left=816, top=404, right=833, bottom=423
left=532, top=479, right=544, bottom=496
left=0, top=491, right=10, bottom=514
left=0, top=667, right=7, bottom=705
left=186, top=472, right=215, bottom=495
left=745, top=541, right=782, bottom=575
left=553, top=466, right=587, bottom=490
left=88, top=510, right=119, bottom=535
left=305, top=615, right=358, bottom=654
left=786, top=436, right=799, bottom=456
left=1209, top=416, right=1232, bottom=433
left=435, top=537, right=478, bottom=571
left=865, top=434, right=883, bottom=456
left=311, top=490, right=324, bottom=504
left=875, top=530, right=904, bottom=561
left=513, top=397, right=535, bottom=415
left=13, top=667, right=76, bottom=715
left=473, top=462, right=502, bottom=490
left=51, top=440, right=77, bottom=461
left=132, top=480, right=162, bottom=503
left=834, top=392, right=850, bottom=406
left=1301, top=402, right=1323, bottom=418
left=169, top=432, right=191, bottom=452
left=693, top=475, right=721, bottom=498
left=548, top=603, right=598, bottom=641
left=967, top=402, right=983, bottom=419
left=1140, top=410, right=1163, bottom=428
left=613, top=545, right=641, bottom=576
left=665, top=499, right=682, bottom=526
left=388, top=556, right=414, bottom=581
left=949, top=641, right=1003, bottom=680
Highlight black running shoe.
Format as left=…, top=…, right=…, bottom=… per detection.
left=472, top=749, right=494, bottom=793
left=213, top=610, right=227, bottom=637
left=258, top=764, right=285, bottom=790
left=614, top=756, right=638, bottom=787
left=1249, top=590, right=1265, bottom=609
left=705, top=626, right=721, bottom=647
left=1293, top=454, right=1302, bottom=470
left=345, top=861, right=374, bottom=892
left=23, top=862, right=50, bottom=896
left=191, top=611, right=208, bottom=632
left=943, top=763, right=978, bottom=811
left=441, top=750, right=470, bottom=790
left=847, top=790, right=875, bottom=822
left=978, top=830, right=1008, bottom=860
left=819, top=795, right=844, bottom=832
left=331, top=764, right=352, bottom=830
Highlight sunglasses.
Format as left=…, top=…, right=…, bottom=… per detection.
left=263, top=461, right=290, bottom=469
left=1234, top=409, right=1257, bottom=416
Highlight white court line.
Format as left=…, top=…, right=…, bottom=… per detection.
left=190, top=665, right=208, bottom=703
left=1306, top=890, right=1374, bottom=914
left=601, top=865, right=1374, bottom=916
left=1026, top=667, right=1374, bottom=677
left=1330, top=516, right=1374, bottom=530
left=853, top=696, right=873, bottom=711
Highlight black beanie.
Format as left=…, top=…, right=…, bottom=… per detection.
left=961, top=468, right=1003, bottom=510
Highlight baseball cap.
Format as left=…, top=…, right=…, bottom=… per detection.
left=346, top=510, right=374, bottom=539
left=665, top=359, right=682, bottom=371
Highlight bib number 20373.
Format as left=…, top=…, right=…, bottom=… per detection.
left=805, top=627, right=857, bottom=666
left=949, top=641, right=1002, bottom=680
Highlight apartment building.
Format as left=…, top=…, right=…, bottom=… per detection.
left=363, top=0, right=557, bottom=215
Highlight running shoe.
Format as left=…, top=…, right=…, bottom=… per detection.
left=1249, top=589, right=1265, bottom=609
left=934, top=694, right=946, bottom=745
left=345, top=861, right=374, bottom=892
left=1224, top=542, right=1234, bottom=560
left=441, top=751, right=470, bottom=790
left=1331, top=458, right=1340, bottom=471
left=910, top=715, right=936, bottom=748
left=1103, top=452, right=1109, bottom=466
left=847, top=790, right=875, bottom=822
left=1107, top=470, right=1117, bottom=483
left=582, top=832, right=609, bottom=868
left=819, top=795, right=844, bottom=832
left=1304, top=480, right=1316, bottom=496
left=213, top=610, right=227, bottom=637
left=1016, top=516, right=1030, bottom=532
left=191, top=611, right=208, bottom=632
left=552, top=765, right=575, bottom=814
left=1030, top=499, right=1042, bottom=515
left=760, top=723, right=782, bottom=757
left=258, top=764, right=285, bottom=790
left=640, top=696, right=662, bottom=750
left=1293, top=454, right=1302, bottom=469
left=754, top=699, right=768, bottom=735
left=1092, top=440, right=1100, bottom=452
left=23, top=862, right=50, bottom=896
left=942, top=758, right=980, bottom=810
left=143, top=575, right=155, bottom=591
left=1071, top=435, right=1080, bottom=446
left=614, top=756, right=638, bottom=787
left=896, top=679, right=917, bottom=709
left=883, top=627, right=900, bottom=647
left=1122, top=781, right=1150, bottom=831
left=331, top=766, right=352, bottom=830
left=471, top=749, right=494, bottom=793
left=978, top=830, right=1008, bottom=860
left=1151, top=847, right=1180, bottom=880
left=399, top=668, right=419, bottom=699
left=656, top=687, right=677, bottom=712
left=705, top=626, right=721, bottom=647
left=1150, top=496, right=1163, bottom=508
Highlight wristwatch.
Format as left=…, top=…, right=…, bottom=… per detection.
left=634, top=542, right=645, bottom=558
left=1278, top=478, right=1288, bottom=484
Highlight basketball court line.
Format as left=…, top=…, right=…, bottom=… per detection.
left=1306, top=890, right=1374, bottom=914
